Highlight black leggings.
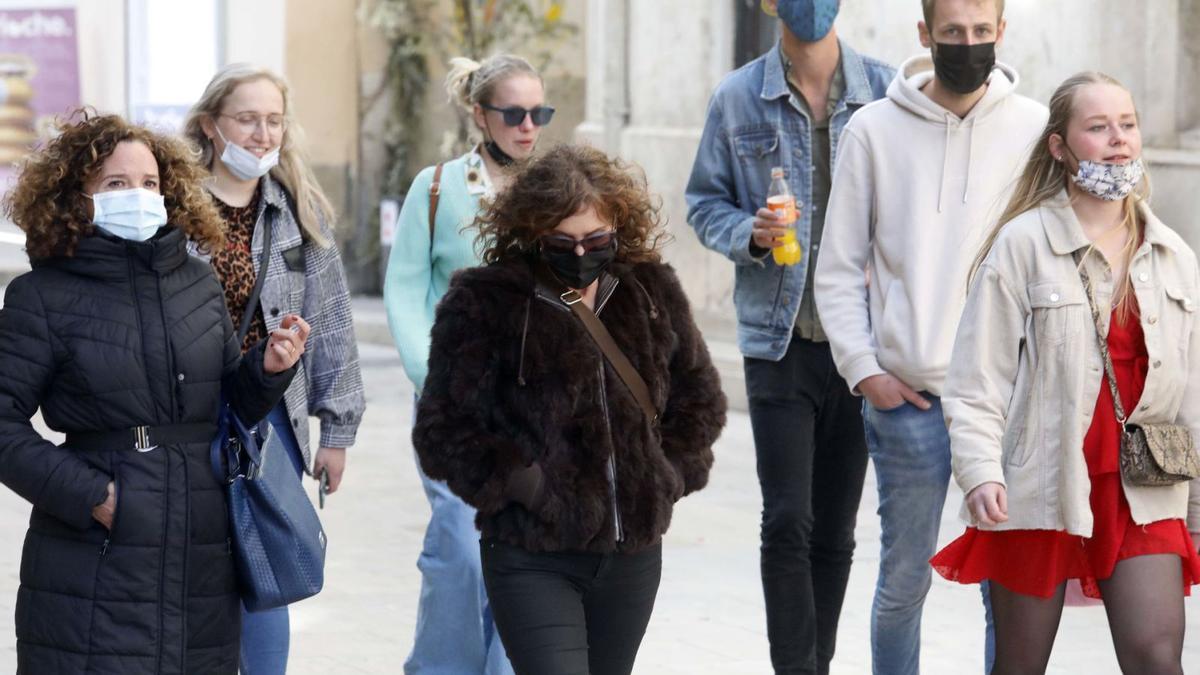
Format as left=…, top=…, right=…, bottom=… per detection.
left=989, top=554, right=1186, bottom=674
left=480, top=539, right=662, bottom=675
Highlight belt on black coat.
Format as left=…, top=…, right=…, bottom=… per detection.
left=66, top=423, right=217, bottom=452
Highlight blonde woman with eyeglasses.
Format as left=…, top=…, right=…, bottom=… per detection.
left=183, top=64, right=366, bottom=675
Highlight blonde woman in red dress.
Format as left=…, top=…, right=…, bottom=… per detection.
left=934, top=72, right=1200, bottom=674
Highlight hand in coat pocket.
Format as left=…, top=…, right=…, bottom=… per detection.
left=505, top=463, right=546, bottom=511
left=92, top=481, right=115, bottom=530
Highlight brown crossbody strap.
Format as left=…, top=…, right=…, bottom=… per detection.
left=1073, top=250, right=1129, bottom=426
left=428, top=163, right=445, bottom=253
left=538, top=267, right=659, bottom=424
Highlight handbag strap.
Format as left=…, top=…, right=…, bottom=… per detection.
left=428, top=163, right=445, bottom=254
left=1073, top=250, right=1129, bottom=426
left=537, top=266, right=659, bottom=424
left=239, top=207, right=274, bottom=343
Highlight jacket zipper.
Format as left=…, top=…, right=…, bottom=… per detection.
left=598, top=365, right=624, bottom=543
left=149, top=269, right=174, bottom=672
left=154, top=271, right=179, bottom=418
left=155, top=446, right=169, bottom=673
left=178, top=445, right=191, bottom=673
left=534, top=277, right=624, bottom=543
left=127, top=254, right=155, bottom=398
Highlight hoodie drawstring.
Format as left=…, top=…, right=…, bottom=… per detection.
left=963, top=117, right=978, bottom=205
left=517, top=297, right=531, bottom=386
left=938, top=115, right=953, bottom=214
left=937, top=115, right=979, bottom=212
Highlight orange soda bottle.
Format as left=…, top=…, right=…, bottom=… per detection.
left=767, top=167, right=802, bottom=266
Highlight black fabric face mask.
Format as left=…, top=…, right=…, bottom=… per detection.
left=932, top=42, right=996, bottom=95
left=541, top=242, right=617, bottom=290
left=484, top=140, right=515, bottom=166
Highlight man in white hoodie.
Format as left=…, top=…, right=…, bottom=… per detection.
left=815, top=1, right=1048, bottom=673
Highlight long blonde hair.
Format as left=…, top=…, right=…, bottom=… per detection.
left=972, top=72, right=1150, bottom=319
left=183, top=63, right=335, bottom=247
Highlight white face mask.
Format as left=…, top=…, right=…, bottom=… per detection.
left=1070, top=158, right=1145, bottom=202
left=91, top=188, right=168, bottom=242
left=215, top=125, right=280, bottom=181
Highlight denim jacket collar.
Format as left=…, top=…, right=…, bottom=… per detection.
left=761, top=39, right=879, bottom=108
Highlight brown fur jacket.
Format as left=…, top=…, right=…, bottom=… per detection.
left=413, top=257, right=726, bottom=553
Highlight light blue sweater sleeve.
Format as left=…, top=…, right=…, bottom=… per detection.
left=384, top=165, right=438, bottom=392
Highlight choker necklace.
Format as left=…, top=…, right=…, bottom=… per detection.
left=484, top=140, right=515, bottom=167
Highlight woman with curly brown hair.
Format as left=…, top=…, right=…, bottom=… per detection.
left=0, top=111, right=309, bottom=674
left=413, top=144, right=727, bottom=675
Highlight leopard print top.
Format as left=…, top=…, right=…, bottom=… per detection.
left=210, top=187, right=269, bottom=354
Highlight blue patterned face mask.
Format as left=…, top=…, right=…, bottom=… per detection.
left=1071, top=159, right=1145, bottom=202
left=774, top=0, right=840, bottom=42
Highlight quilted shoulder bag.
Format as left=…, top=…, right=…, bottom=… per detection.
left=1075, top=251, right=1200, bottom=486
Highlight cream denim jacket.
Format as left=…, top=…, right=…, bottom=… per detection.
left=944, top=192, right=1200, bottom=536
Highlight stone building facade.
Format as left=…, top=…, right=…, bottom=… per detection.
left=579, top=0, right=1200, bottom=314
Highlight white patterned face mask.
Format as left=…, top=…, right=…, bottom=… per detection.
left=1070, top=158, right=1145, bottom=201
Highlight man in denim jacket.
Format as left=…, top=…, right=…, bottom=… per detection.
left=685, top=2, right=892, bottom=672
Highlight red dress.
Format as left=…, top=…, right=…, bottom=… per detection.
left=931, top=310, right=1200, bottom=598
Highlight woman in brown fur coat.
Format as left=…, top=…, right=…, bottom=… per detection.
left=413, top=144, right=726, bottom=675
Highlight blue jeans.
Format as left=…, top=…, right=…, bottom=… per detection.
left=863, top=396, right=994, bottom=675
left=239, top=403, right=306, bottom=675
left=406, top=441, right=512, bottom=674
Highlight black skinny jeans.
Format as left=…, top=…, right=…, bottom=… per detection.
left=744, top=337, right=869, bottom=675
left=480, top=539, right=662, bottom=675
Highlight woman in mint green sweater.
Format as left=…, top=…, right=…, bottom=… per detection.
left=383, top=54, right=552, bottom=675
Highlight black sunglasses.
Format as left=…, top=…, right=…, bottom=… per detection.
left=539, top=231, right=615, bottom=254
left=482, top=103, right=556, bottom=127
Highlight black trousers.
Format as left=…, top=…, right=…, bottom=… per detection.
left=480, top=539, right=662, bottom=675
left=744, top=337, right=869, bottom=675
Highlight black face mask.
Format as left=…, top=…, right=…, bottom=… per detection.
left=932, top=42, right=996, bottom=95
left=484, top=140, right=515, bottom=166
left=541, top=242, right=617, bottom=290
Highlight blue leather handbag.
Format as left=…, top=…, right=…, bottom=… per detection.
left=211, top=401, right=327, bottom=611
left=210, top=200, right=325, bottom=611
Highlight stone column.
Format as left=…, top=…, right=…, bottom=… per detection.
left=578, top=0, right=736, bottom=312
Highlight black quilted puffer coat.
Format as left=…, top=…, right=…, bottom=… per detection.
left=0, top=227, right=295, bottom=674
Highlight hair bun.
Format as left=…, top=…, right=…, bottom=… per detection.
left=445, top=57, right=483, bottom=111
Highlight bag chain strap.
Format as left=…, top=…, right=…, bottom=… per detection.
left=1073, top=250, right=1129, bottom=428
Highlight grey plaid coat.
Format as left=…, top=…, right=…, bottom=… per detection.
left=205, top=175, right=365, bottom=466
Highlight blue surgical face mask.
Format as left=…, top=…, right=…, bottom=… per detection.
left=776, top=0, right=840, bottom=42
left=90, top=188, right=168, bottom=242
